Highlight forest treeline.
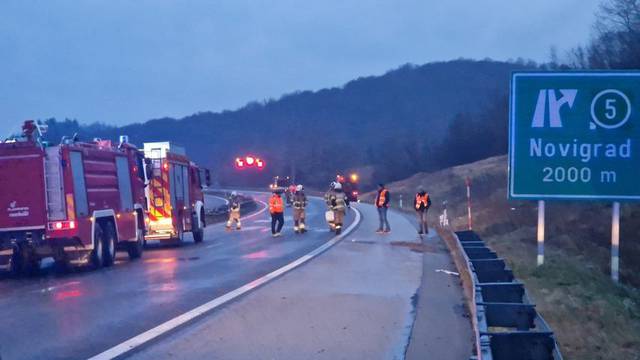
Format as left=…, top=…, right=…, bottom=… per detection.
left=41, top=0, right=638, bottom=189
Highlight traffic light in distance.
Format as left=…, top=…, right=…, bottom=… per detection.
left=246, top=156, right=255, bottom=166
left=256, top=158, right=264, bottom=169
left=235, top=157, right=245, bottom=168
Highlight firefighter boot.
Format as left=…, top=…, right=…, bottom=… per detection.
left=299, top=222, right=306, bottom=233
left=236, top=220, right=241, bottom=230
left=226, top=220, right=233, bottom=231
left=294, top=220, right=300, bottom=234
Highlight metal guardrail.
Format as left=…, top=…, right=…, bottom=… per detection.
left=204, top=191, right=255, bottom=217
left=455, top=230, right=563, bottom=360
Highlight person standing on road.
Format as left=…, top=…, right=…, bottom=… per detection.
left=226, top=191, right=242, bottom=231
left=324, top=181, right=337, bottom=231
left=269, top=189, right=285, bottom=237
left=375, top=183, right=391, bottom=233
left=329, top=182, right=349, bottom=234
left=292, top=185, right=308, bottom=234
left=414, top=187, right=431, bottom=235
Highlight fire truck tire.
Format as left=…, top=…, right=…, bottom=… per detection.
left=91, top=223, right=105, bottom=269
left=193, top=213, right=204, bottom=243
left=127, top=229, right=144, bottom=259
left=10, top=246, right=41, bottom=276
left=102, top=222, right=117, bottom=267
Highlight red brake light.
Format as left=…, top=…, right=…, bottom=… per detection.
left=49, top=221, right=76, bottom=231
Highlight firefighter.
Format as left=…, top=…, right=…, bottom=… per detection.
left=324, top=181, right=337, bottom=231
left=414, top=187, right=431, bottom=235
left=292, top=185, right=308, bottom=234
left=329, top=182, right=349, bottom=234
left=269, top=189, right=285, bottom=237
left=375, top=183, right=391, bottom=233
left=226, top=191, right=241, bottom=230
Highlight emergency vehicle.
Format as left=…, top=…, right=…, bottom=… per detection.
left=0, top=121, right=148, bottom=273
left=337, top=173, right=359, bottom=202
left=143, top=142, right=207, bottom=244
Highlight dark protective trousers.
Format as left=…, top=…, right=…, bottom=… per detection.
left=377, top=207, right=391, bottom=231
left=271, top=212, right=284, bottom=234
left=416, top=210, right=429, bottom=234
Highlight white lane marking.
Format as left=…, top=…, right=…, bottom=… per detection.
left=207, top=195, right=229, bottom=205
left=240, top=200, right=268, bottom=221
left=88, top=206, right=361, bottom=360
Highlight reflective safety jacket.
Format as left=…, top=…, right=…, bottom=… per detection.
left=330, top=191, right=348, bottom=212
left=293, top=192, right=308, bottom=209
left=376, top=189, right=390, bottom=208
left=269, top=195, right=284, bottom=214
left=324, top=189, right=335, bottom=208
left=414, top=193, right=431, bottom=211
left=229, top=195, right=241, bottom=211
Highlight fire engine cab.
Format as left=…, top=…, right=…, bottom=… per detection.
left=0, top=121, right=147, bottom=273
left=143, top=142, right=207, bottom=244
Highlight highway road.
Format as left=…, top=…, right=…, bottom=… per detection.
left=0, top=193, right=354, bottom=360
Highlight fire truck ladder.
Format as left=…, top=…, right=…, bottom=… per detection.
left=44, top=147, right=65, bottom=220
left=151, top=158, right=166, bottom=211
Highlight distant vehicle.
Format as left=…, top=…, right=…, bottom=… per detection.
left=0, top=121, right=148, bottom=273
left=268, top=175, right=292, bottom=190
left=337, top=173, right=359, bottom=202
left=143, top=142, right=210, bottom=244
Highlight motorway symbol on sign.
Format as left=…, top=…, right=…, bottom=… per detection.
left=509, top=72, right=640, bottom=200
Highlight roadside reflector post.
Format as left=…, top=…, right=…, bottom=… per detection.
left=537, top=200, right=545, bottom=266
left=399, top=194, right=403, bottom=209
left=611, top=202, right=620, bottom=282
left=466, top=177, right=472, bottom=230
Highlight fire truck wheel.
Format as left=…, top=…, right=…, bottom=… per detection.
left=127, top=229, right=144, bottom=259
left=10, top=246, right=41, bottom=276
left=102, top=222, right=117, bottom=267
left=193, top=214, right=204, bottom=243
left=91, top=224, right=105, bottom=269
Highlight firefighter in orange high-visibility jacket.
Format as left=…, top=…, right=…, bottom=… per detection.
left=292, top=185, right=308, bottom=234
left=269, top=189, right=285, bottom=237
left=226, top=191, right=241, bottom=230
left=414, top=187, right=431, bottom=235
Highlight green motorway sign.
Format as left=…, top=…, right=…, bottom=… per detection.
left=509, top=72, right=640, bottom=200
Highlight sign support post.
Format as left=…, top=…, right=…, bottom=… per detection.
left=537, top=200, right=545, bottom=266
left=611, top=202, right=620, bottom=282
left=466, top=177, right=472, bottom=230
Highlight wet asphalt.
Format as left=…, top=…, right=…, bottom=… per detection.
left=0, top=193, right=352, bottom=360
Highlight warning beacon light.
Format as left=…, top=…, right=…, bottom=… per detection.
left=235, top=156, right=265, bottom=170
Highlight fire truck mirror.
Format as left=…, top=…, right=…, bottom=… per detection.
left=205, top=169, right=211, bottom=187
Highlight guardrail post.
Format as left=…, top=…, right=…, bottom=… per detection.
left=611, top=201, right=620, bottom=282
left=466, top=177, right=472, bottom=230
left=537, top=200, right=545, bottom=266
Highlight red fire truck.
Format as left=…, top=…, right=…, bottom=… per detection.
left=0, top=121, right=148, bottom=273
left=143, top=142, right=207, bottom=244
left=0, top=122, right=210, bottom=274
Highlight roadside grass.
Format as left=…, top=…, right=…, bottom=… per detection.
left=364, top=155, right=640, bottom=359
left=487, top=228, right=640, bottom=359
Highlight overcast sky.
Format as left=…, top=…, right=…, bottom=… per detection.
left=0, top=0, right=600, bottom=135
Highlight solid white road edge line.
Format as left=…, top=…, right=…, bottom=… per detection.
left=88, top=205, right=362, bottom=360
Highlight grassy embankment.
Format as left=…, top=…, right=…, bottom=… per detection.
left=363, top=155, right=640, bottom=359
